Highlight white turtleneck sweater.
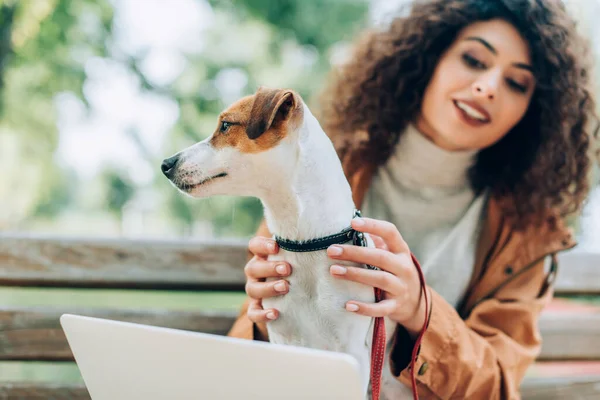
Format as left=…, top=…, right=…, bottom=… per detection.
left=361, top=124, right=488, bottom=399
left=362, top=123, right=487, bottom=308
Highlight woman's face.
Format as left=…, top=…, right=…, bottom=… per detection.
left=416, top=19, right=536, bottom=151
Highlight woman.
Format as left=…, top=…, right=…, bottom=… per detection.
left=228, top=0, right=598, bottom=398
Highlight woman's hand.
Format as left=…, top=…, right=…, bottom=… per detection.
left=244, top=236, right=292, bottom=323
left=327, top=217, right=429, bottom=337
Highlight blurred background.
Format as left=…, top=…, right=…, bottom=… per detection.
left=0, top=0, right=599, bottom=386
left=0, top=0, right=599, bottom=244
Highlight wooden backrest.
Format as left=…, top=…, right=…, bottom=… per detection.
left=0, top=235, right=599, bottom=398
left=0, top=235, right=248, bottom=290
left=1, top=234, right=599, bottom=361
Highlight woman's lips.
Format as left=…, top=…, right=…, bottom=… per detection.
left=453, top=99, right=491, bottom=126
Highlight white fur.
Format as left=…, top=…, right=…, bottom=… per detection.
left=168, top=100, right=376, bottom=399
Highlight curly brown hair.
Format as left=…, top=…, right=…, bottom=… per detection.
left=318, top=0, right=599, bottom=228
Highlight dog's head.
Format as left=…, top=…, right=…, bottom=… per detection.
left=161, top=86, right=306, bottom=199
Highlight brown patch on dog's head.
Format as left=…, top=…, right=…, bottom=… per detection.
left=210, top=87, right=303, bottom=153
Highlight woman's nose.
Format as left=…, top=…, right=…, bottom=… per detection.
left=473, top=74, right=499, bottom=100
left=473, top=83, right=495, bottom=100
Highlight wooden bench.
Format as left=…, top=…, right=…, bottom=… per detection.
left=1, top=234, right=599, bottom=399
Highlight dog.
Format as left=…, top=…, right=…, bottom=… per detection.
left=161, top=86, right=382, bottom=399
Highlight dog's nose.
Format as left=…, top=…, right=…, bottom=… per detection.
left=161, top=155, right=180, bottom=178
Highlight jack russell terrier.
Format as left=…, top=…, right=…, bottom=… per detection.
left=161, top=87, right=425, bottom=400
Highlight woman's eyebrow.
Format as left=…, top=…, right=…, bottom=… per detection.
left=464, top=36, right=534, bottom=72
left=513, top=62, right=533, bottom=72
left=465, top=36, right=497, bottom=54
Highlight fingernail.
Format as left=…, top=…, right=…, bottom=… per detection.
left=274, top=281, right=287, bottom=292
left=276, top=264, right=288, bottom=275
left=267, top=311, right=276, bottom=320
left=330, top=265, right=347, bottom=275
left=346, top=303, right=359, bottom=312
left=353, top=218, right=365, bottom=227
left=269, top=241, right=277, bottom=252
left=328, top=245, right=343, bottom=256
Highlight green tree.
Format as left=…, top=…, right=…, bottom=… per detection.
left=0, top=0, right=114, bottom=227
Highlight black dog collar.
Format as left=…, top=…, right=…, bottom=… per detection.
left=275, top=210, right=371, bottom=255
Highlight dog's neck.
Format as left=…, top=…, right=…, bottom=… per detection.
left=258, top=112, right=355, bottom=242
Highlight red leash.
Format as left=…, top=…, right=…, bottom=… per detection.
left=369, top=286, right=386, bottom=400
left=370, top=253, right=430, bottom=400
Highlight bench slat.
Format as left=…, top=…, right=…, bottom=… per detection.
left=1, top=235, right=598, bottom=293
left=520, top=378, right=600, bottom=400
left=0, top=307, right=597, bottom=361
left=0, top=307, right=236, bottom=361
left=0, top=383, right=90, bottom=399
left=0, top=236, right=247, bottom=290
left=553, top=251, right=600, bottom=294
left=537, top=311, right=600, bottom=360
left=0, top=377, right=598, bottom=399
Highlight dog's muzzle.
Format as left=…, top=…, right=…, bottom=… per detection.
left=161, top=154, right=180, bottom=179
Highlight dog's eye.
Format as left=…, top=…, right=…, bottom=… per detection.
left=220, top=121, right=232, bottom=133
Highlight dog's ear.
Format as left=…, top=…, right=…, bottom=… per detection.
left=247, top=87, right=297, bottom=140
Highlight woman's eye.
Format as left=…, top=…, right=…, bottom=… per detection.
left=507, top=79, right=528, bottom=94
left=220, top=121, right=232, bottom=132
left=462, top=53, right=486, bottom=69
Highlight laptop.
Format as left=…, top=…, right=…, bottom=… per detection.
left=60, top=314, right=364, bottom=400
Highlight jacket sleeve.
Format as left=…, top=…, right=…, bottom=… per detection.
left=389, top=257, right=554, bottom=399
left=227, top=220, right=272, bottom=342
left=227, top=297, right=270, bottom=341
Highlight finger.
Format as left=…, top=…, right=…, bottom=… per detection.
left=330, top=265, right=401, bottom=293
left=247, top=299, right=279, bottom=322
left=244, top=259, right=291, bottom=279
left=369, top=234, right=388, bottom=251
left=327, top=244, right=404, bottom=276
left=248, top=236, right=279, bottom=257
left=245, top=279, right=289, bottom=299
left=351, top=218, right=408, bottom=254
left=345, top=299, right=397, bottom=318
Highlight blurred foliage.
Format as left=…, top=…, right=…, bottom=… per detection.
left=0, top=0, right=597, bottom=239
left=212, top=0, right=367, bottom=53
left=103, top=169, right=135, bottom=217
left=0, top=0, right=113, bottom=229
left=0, top=0, right=369, bottom=237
